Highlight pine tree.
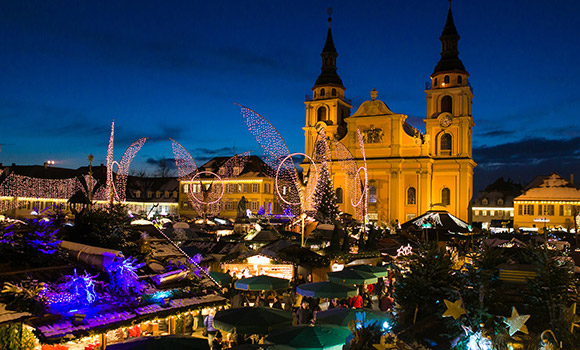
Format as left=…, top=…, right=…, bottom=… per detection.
left=313, top=163, right=339, bottom=224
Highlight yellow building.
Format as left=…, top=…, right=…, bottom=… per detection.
left=178, top=155, right=283, bottom=219
left=513, top=173, right=580, bottom=232
left=303, top=5, right=475, bottom=224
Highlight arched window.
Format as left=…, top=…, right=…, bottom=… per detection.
left=457, top=75, right=462, bottom=84
left=441, top=188, right=450, bottom=205
left=317, top=106, right=327, bottom=122
left=331, top=88, right=337, bottom=96
left=482, top=198, right=488, bottom=205
left=407, top=187, right=416, bottom=205
left=497, top=198, right=504, bottom=206
left=320, top=88, right=325, bottom=97
left=444, top=75, right=450, bottom=84
left=313, top=91, right=316, bottom=98
left=434, top=78, right=438, bottom=87
left=440, top=133, right=452, bottom=154
left=335, top=188, right=343, bottom=204
left=368, top=186, right=377, bottom=203
left=441, top=95, right=452, bottom=114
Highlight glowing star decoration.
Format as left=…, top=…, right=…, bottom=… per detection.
left=396, top=244, right=413, bottom=257
left=565, top=303, right=580, bottom=333
left=504, top=307, right=530, bottom=336
left=442, top=299, right=466, bottom=320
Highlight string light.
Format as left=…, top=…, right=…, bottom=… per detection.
left=170, top=138, right=198, bottom=178
left=0, top=174, right=83, bottom=200
left=237, top=104, right=301, bottom=215
left=114, top=137, right=148, bottom=202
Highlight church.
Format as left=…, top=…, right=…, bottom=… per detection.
left=303, top=4, right=475, bottom=224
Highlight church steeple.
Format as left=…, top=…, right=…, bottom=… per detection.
left=313, top=9, right=344, bottom=90
left=432, top=1, right=467, bottom=76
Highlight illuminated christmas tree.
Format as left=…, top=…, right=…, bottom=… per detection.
left=313, top=163, right=339, bottom=224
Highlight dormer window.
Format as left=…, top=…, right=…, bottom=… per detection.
left=497, top=198, right=504, bottom=206
left=219, top=167, right=226, bottom=175
left=482, top=198, right=488, bottom=205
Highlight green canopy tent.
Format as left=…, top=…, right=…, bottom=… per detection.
left=213, top=307, right=293, bottom=335
left=314, top=308, right=392, bottom=328
left=265, top=324, right=351, bottom=350
left=296, top=281, right=358, bottom=299
left=209, top=271, right=233, bottom=286
left=327, top=269, right=378, bottom=285
left=234, top=275, right=290, bottom=291
left=344, top=265, right=388, bottom=278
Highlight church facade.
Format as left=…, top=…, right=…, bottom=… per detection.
left=303, top=5, right=475, bottom=224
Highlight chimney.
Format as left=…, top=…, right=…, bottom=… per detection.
left=571, top=173, right=574, bottom=185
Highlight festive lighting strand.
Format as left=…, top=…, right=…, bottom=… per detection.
left=106, top=120, right=115, bottom=202
left=221, top=152, right=250, bottom=178
left=237, top=104, right=301, bottom=211
left=170, top=138, right=198, bottom=178
left=275, top=153, right=317, bottom=209
left=150, top=222, right=220, bottom=287
left=114, top=137, right=148, bottom=202
left=0, top=174, right=84, bottom=200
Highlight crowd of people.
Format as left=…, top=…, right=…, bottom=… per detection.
left=202, top=269, right=397, bottom=349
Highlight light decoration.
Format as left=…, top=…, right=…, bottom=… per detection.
left=41, top=270, right=98, bottom=312
left=322, top=129, right=368, bottom=221
left=460, top=327, right=492, bottom=350
left=171, top=138, right=198, bottom=179
left=0, top=174, right=83, bottom=201
left=105, top=120, right=148, bottom=203
left=396, top=244, right=413, bottom=257
left=504, top=306, right=530, bottom=336
left=150, top=221, right=220, bottom=287
left=238, top=104, right=302, bottom=215
left=103, top=256, right=146, bottom=296
left=188, top=170, right=224, bottom=217
left=442, top=299, right=466, bottom=320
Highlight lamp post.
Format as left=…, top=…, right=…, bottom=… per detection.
left=534, top=217, right=550, bottom=250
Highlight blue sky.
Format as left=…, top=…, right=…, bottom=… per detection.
left=1, top=0, right=579, bottom=192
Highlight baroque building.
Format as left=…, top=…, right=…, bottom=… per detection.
left=303, top=4, right=475, bottom=224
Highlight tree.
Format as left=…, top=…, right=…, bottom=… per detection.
left=313, top=163, right=339, bottom=224
left=63, top=204, right=142, bottom=257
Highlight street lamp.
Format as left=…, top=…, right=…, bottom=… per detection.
left=44, top=160, right=55, bottom=168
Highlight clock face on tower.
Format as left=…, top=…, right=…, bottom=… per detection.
left=440, top=115, right=452, bottom=128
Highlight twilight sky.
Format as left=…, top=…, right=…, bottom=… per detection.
left=1, top=0, right=579, bottom=193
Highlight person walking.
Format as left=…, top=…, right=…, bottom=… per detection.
left=204, top=309, right=219, bottom=349
left=296, top=301, right=313, bottom=325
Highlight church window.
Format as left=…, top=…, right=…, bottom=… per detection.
left=331, top=88, right=337, bottom=97
left=313, top=91, right=316, bottom=98
left=434, top=78, right=437, bottom=87
left=336, top=187, right=343, bottom=204
left=441, top=188, right=450, bottom=206
left=441, top=95, right=452, bottom=114
left=407, top=187, right=416, bottom=205
left=317, top=106, right=327, bottom=122
left=440, top=133, right=452, bottom=154
left=369, top=186, right=377, bottom=203
left=457, top=75, right=462, bottom=84
left=444, top=75, right=450, bottom=84
left=320, top=88, right=325, bottom=97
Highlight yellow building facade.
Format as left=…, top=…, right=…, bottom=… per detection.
left=513, top=173, right=580, bottom=232
left=178, top=156, right=282, bottom=219
left=303, top=6, right=475, bottom=224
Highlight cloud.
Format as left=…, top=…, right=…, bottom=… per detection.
left=472, top=137, right=580, bottom=193
left=477, top=129, right=515, bottom=138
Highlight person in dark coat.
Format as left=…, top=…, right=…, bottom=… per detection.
left=296, top=301, right=313, bottom=325
left=271, top=295, right=283, bottom=309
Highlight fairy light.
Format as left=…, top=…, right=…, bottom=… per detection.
left=114, top=137, right=148, bottom=202
left=237, top=104, right=301, bottom=215
left=0, top=174, right=83, bottom=200
left=171, top=138, right=198, bottom=178
left=106, top=120, right=115, bottom=202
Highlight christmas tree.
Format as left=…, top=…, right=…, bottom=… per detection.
left=313, top=162, right=339, bottom=224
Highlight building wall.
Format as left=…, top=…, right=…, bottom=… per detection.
left=514, top=200, right=580, bottom=231
left=178, top=178, right=282, bottom=219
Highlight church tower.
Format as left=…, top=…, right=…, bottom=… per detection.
left=304, top=10, right=351, bottom=157
left=425, top=2, right=476, bottom=220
